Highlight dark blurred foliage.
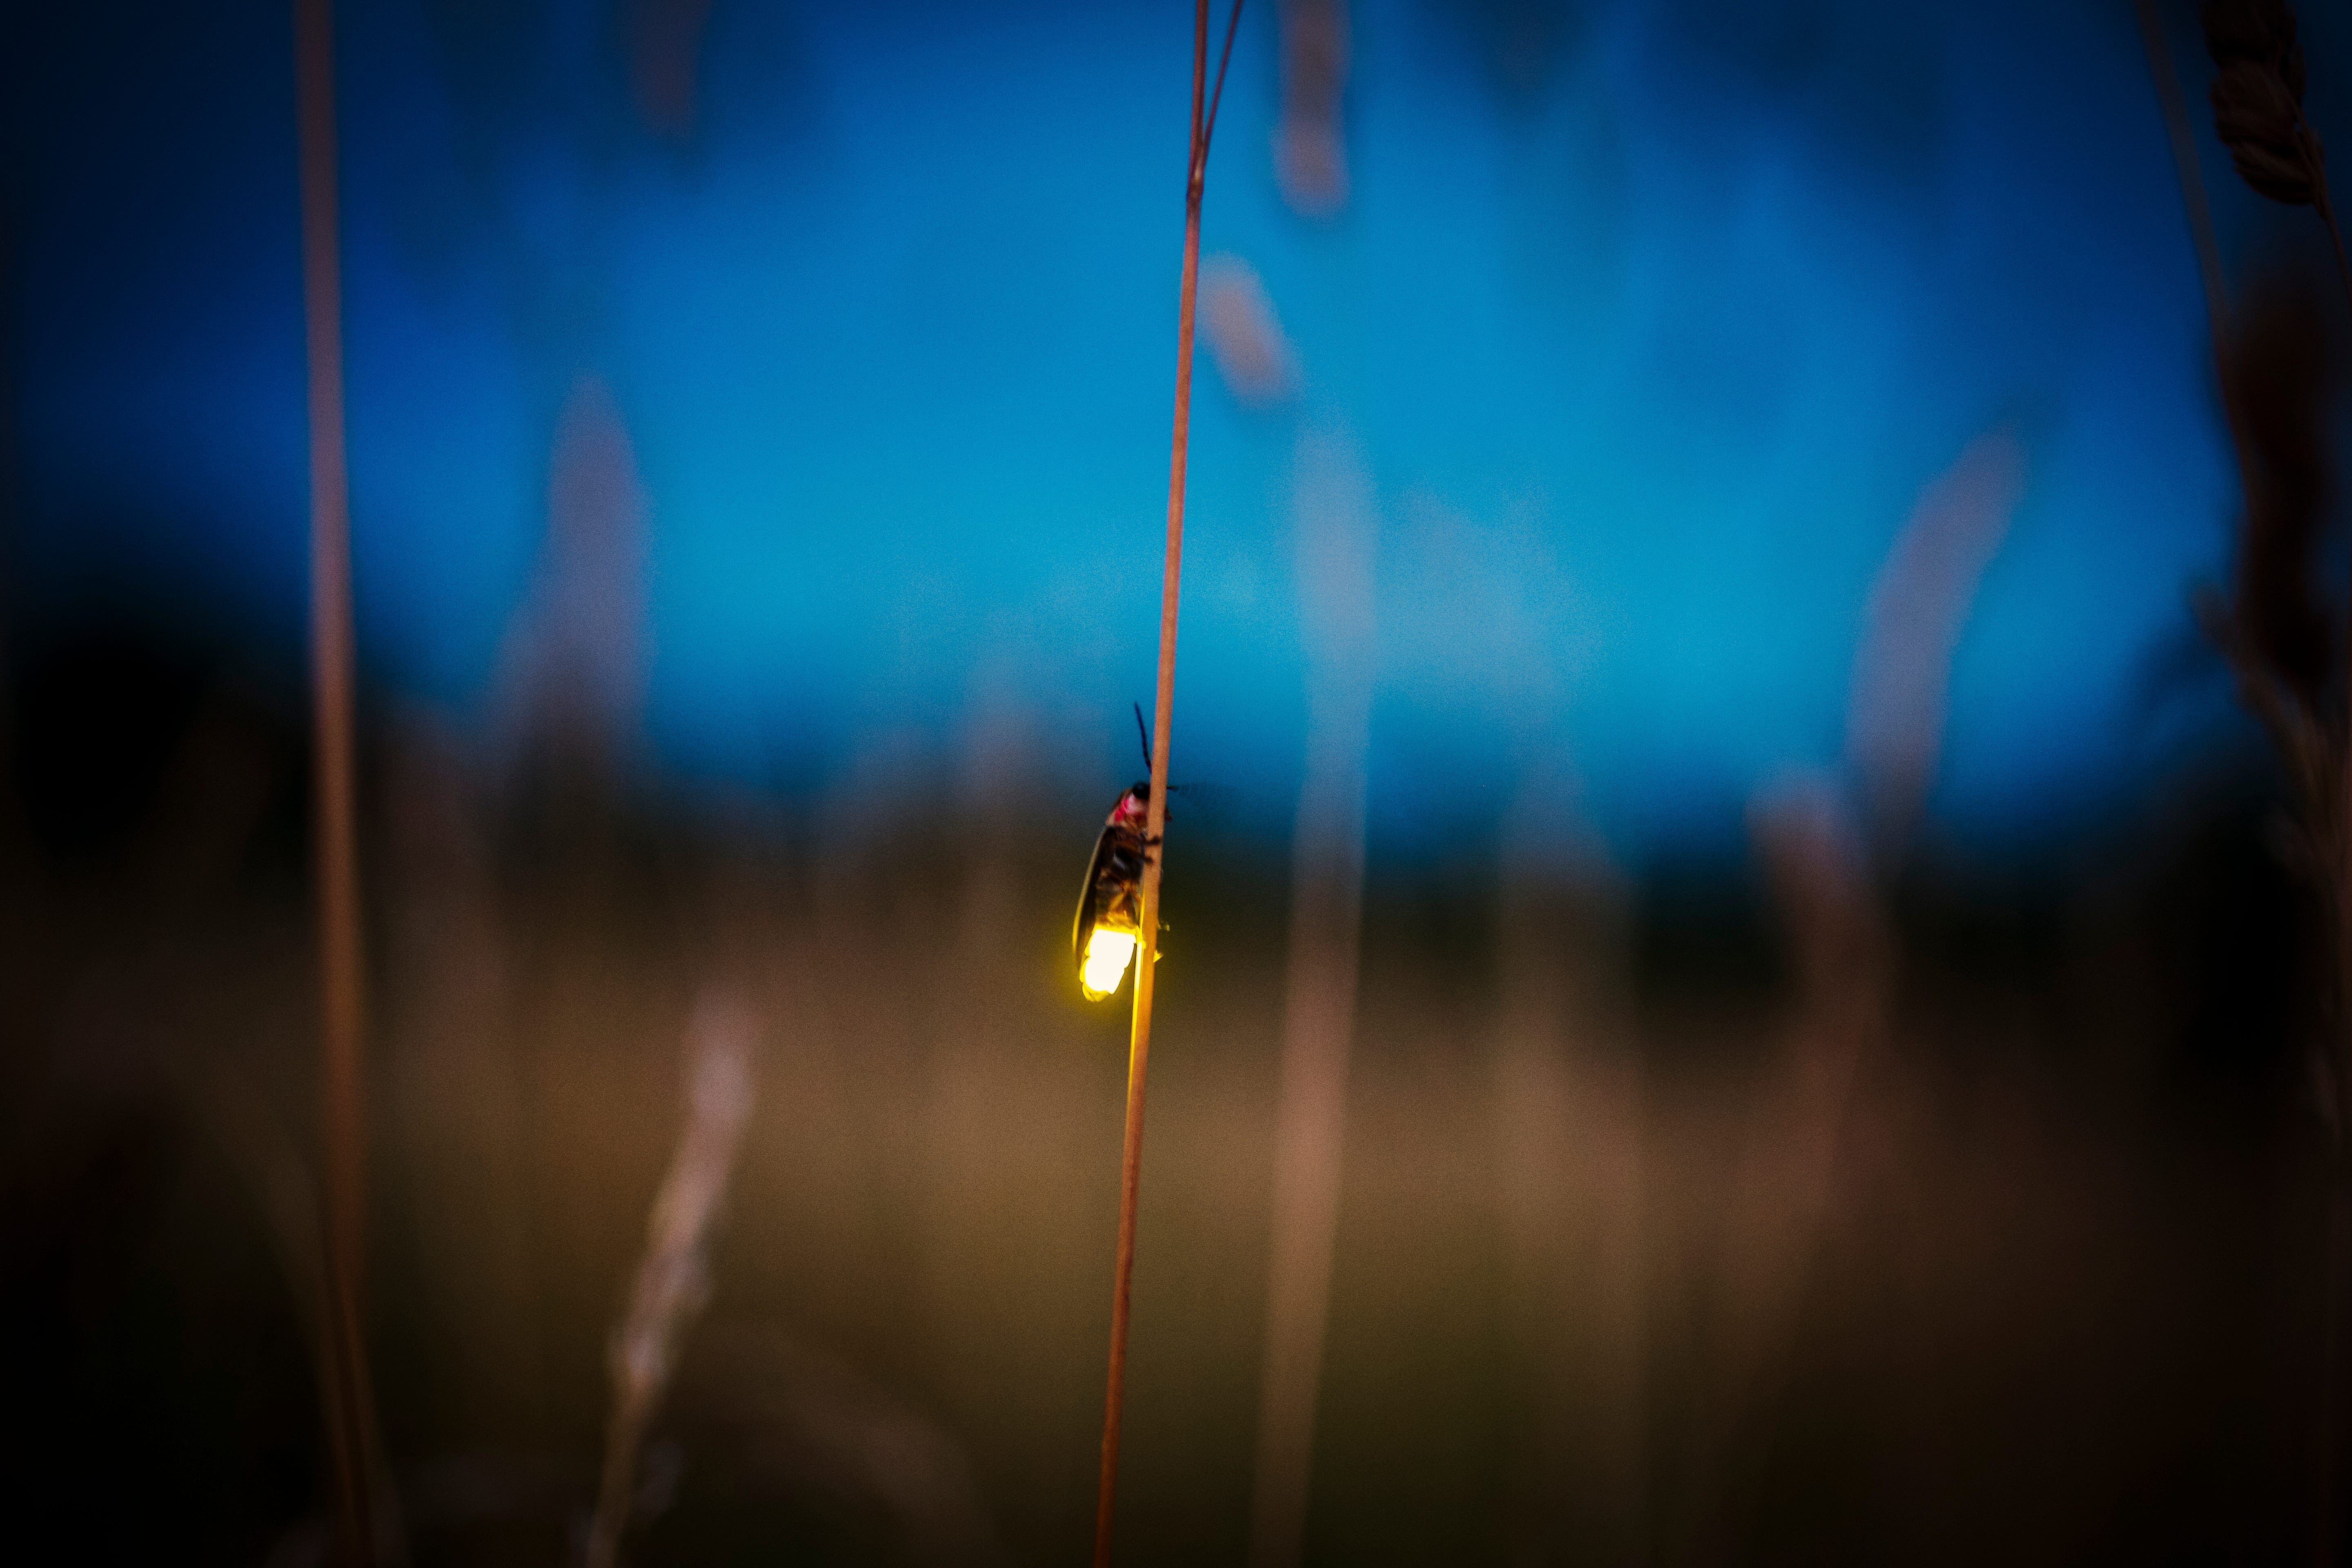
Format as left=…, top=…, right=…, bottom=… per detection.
left=0, top=1102, right=323, bottom=1564
left=2225, top=274, right=2335, bottom=712
left=14, top=632, right=230, bottom=865
left=1644, top=0, right=1944, bottom=191
left=2203, top=0, right=2323, bottom=207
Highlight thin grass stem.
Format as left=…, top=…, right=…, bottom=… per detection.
left=294, top=2, right=382, bottom=1562
left=1092, top=4, right=1242, bottom=1564
left=2136, top=1, right=2234, bottom=365
left=1246, top=427, right=1374, bottom=1568
left=2132, top=0, right=2261, bottom=658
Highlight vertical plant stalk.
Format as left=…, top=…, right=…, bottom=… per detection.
left=1484, top=790, right=1646, bottom=1565
left=2176, top=7, right=2352, bottom=1557
left=1094, top=4, right=1243, bottom=1564
left=2324, top=76, right=2352, bottom=1566
left=2137, top=0, right=2238, bottom=385
left=2315, top=154, right=2352, bottom=1568
left=294, top=2, right=381, bottom=1562
left=1247, top=427, right=1374, bottom=1568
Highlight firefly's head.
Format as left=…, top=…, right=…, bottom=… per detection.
left=1109, top=784, right=1151, bottom=826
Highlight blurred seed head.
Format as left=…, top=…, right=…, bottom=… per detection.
left=628, top=0, right=717, bottom=145
left=613, top=991, right=759, bottom=1407
left=2203, top=0, right=2305, bottom=92
left=2203, top=0, right=2324, bottom=206
left=1203, top=255, right=1301, bottom=407
left=1843, top=427, right=2026, bottom=851
left=492, top=372, right=650, bottom=804
left=1276, top=0, right=1350, bottom=218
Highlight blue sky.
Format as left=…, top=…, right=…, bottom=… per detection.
left=7, top=0, right=2341, bottom=858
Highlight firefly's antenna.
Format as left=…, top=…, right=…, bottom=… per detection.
left=1134, top=701, right=1154, bottom=778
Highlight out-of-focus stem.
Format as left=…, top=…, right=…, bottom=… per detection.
left=2318, top=94, right=2352, bottom=1568
left=1247, top=426, right=1374, bottom=1568
left=294, top=1, right=380, bottom=1562
left=2135, top=2, right=2232, bottom=372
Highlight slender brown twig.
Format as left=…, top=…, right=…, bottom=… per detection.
left=294, top=1, right=382, bottom=1562
left=1093, top=4, right=1243, bottom=1564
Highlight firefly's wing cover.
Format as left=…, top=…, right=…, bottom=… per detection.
left=1074, top=823, right=1117, bottom=971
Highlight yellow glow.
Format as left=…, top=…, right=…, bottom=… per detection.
left=1080, top=926, right=1139, bottom=1000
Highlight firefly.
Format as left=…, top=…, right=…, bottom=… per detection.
left=1074, top=706, right=1163, bottom=1000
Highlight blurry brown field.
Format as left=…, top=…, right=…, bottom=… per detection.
left=0, top=657, right=2324, bottom=1566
